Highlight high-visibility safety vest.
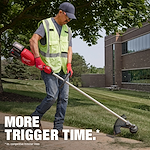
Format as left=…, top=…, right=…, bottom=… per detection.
left=38, top=18, right=69, bottom=74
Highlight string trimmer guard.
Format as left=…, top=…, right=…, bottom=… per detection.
left=114, top=114, right=138, bottom=135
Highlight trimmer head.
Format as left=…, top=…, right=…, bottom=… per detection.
left=114, top=114, right=138, bottom=135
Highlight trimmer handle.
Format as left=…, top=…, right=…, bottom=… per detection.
left=59, top=72, right=71, bottom=89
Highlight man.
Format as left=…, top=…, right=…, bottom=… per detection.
left=29, top=2, right=76, bottom=137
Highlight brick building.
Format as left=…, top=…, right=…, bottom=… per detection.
left=82, top=22, right=150, bottom=91
left=105, top=22, right=150, bottom=91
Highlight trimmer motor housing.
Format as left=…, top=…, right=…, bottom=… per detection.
left=12, top=41, right=25, bottom=53
left=10, top=42, right=35, bottom=66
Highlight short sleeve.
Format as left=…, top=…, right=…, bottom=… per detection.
left=68, top=27, right=72, bottom=47
left=34, top=23, right=45, bottom=38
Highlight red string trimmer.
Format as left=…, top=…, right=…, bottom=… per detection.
left=10, top=41, right=138, bottom=135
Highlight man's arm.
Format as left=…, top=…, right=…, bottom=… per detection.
left=67, top=46, right=73, bottom=63
left=29, top=34, right=42, bottom=58
left=29, top=33, right=52, bottom=73
left=67, top=46, right=73, bottom=76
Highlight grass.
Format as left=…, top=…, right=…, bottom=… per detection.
left=1, top=78, right=150, bottom=147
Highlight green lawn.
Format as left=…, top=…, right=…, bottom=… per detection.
left=1, top=78, right=150, bottom=147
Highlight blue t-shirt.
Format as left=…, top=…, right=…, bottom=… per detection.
left=34, top=18, right=72, bottom=47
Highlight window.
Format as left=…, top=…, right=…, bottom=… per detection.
left=122, top=69, right=150, bottom=84
left=122, top=42, right=127, bottom=54
left=122, top=33, right=150, bottom=54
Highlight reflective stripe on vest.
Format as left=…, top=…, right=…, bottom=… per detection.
left=38, top=18, right=69, bottom=73
left=39, top=51, right=68, bottom=58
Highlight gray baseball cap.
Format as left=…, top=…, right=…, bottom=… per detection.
left=59, top=2, right=76, bottom=19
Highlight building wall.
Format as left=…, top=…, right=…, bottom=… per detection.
left=122, top=49, right=150, bottom=70
left=121, top=22, right=150, bottom=42
left=105, top=22, right=150, bottom=91
left=122, top=83, right=150, bottom=92
left=81, top=74, right=105, bottom=87
left=114, top=35, right=122, bottom=87
left=105, top=44, right=113, bottom=86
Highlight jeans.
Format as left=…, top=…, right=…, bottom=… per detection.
left=31, top=70, right=69, bottom=131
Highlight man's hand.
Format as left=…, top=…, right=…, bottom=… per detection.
left=67, top=63, right=73, bottom=77
left=43, top=66, right=52, bottom=74
left=35, top=57, right=52, bottom=74
left=35, top=57, right=45, bottom=70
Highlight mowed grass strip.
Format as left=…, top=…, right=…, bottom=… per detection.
left=1, top=78, right=150, bottom=146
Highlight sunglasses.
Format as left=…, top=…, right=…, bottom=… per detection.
left=62, top=11, right=72, bottom=21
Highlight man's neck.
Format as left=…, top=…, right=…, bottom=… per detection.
left=54, top=16, right=63, bottom=26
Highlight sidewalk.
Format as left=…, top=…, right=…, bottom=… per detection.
left=0, top=112, right=148, bottom=150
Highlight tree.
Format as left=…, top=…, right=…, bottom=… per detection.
left=27, top=65, right=42, bottom=80
left=88, top=65, right=98, bottom=73
left=0, top=0, right=150, bottom=93
left=3, top=58, right=43, bottom=80
left=71, top=53, right=89, bottom=86
left=5, top=59, right=30, bottom=79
